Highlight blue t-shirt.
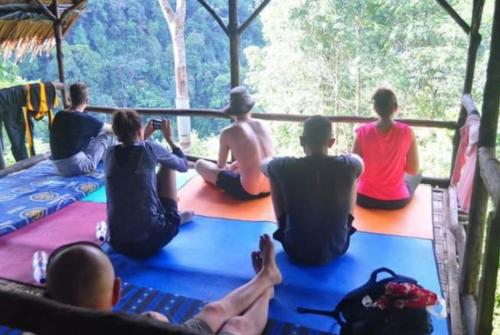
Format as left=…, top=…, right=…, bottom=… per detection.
left=268, top=154, right=363, bottom=265
left=50, top=111, right=104, bottom=160
left=105, top=141, right=188, bottom=245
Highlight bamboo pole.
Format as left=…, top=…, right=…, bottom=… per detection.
left=451, top=0, right=485, bottom=175
left=470, top=0, right=500, bottom=333
left=228, top=0, right=239, bottom=87
left=52, top=0, right=68, bottom=108
left=435, top=0, right=471, bottom=34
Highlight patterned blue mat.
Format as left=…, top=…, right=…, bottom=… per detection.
left=0, top=282, right=328, bottom=335
left=0, top=160, right=104, bottom=237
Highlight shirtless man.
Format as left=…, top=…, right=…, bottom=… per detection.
left=46, top=235, right=281, bottom=335
left=196, top=86, right=273, bottom=200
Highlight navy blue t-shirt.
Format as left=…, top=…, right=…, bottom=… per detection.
left=50, top=111, right=103, bottom=160
left=268, top=154, right=363, bottom=265
left=105, top=141, right=188, bottom=245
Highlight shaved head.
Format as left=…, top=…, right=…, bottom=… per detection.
left=47, top=244, right=119, bottom=310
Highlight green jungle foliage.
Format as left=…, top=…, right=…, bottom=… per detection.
left=2, top=0, right=494, bottom=176
left=1, top=0, right=500, bottom=330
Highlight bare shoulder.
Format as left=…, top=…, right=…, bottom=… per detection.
left=221, top=123, right=242, bottom=140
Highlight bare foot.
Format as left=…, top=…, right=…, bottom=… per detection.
left=252, top=251, right=275, bottom=298
left=180, top=211, right=194, bottom=225
left=251, top=251, right=263, bottom=274
left=259, top=234, right=282, bottom=285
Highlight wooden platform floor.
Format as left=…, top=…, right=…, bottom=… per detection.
left=0, top=187, right=463, bottom=334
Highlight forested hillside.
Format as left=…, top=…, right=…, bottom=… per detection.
left=0, top=0, right=494, bottom=176
left=18, top=0, right=263, bottom=137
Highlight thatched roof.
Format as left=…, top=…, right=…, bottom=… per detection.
left=0, top=0, right=87, bottom=60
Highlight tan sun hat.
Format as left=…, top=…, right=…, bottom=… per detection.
left=223, top=86, right=256, bottom=116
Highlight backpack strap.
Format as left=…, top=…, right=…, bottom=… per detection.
left=370, top=268, right=398, bottom=283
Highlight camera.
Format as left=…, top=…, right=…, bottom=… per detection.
left=151, top=119, right=162, bottom=130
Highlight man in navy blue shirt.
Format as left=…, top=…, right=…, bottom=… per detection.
left=50, top=82, right=114, bottom=176
left=261, top=116, right=364, bottom=265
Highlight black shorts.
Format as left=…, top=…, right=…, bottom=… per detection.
left=356, top=193, right=411, bottom=210
left=357, top=174, right=422, bottom=210
left=110, top=197, right=180, bottom=258
left=216, top=170, right=269, bottom=201
left=274, top=213, right=356, bottom=265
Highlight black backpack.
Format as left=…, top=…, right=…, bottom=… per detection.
left=298, top=268, right=433, bottom=335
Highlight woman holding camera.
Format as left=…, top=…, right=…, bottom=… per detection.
left=104, top=110, right=193, bottom=258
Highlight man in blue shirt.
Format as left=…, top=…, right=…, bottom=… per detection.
left=261, top=116, right=364, bottom=265
left=105, top=110, right=193, bottom=258
left=50, top=82, right=114, bottom=176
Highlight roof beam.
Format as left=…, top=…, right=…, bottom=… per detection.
left=435, top=0, right=471, bottom=34
left=31, top=0, right=57, bottom=21
left=195, top=0, right=229, bottom=36
left=238, top=0, right=271, bottom=34
left=60, top=0, right=85, bottom=22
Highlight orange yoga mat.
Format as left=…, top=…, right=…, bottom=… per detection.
left=178, top=176, right=434, bottom=240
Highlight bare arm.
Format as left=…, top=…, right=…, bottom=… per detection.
left=217, top=132, right=230, bottom=169
left=405, top=129, right=419, bottom=175
left=352, top=137, right=362, bottom=157
left=102, top=123, right=113, bottom=133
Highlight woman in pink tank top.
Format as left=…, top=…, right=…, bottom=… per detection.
left=353, top=88, right=420, bottom=210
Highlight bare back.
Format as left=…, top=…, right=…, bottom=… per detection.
left=221, top=118, right=273, bottom=194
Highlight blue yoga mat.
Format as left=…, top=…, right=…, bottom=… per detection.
left=81, top=169, right=197, bottom=203
left=0, top=160, right=104, bottom=237
left=105, top=216, right=449, bottom=334
left=115, top=282, right=328, bottom=335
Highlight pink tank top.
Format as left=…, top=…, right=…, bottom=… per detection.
left=356, top=122, right=412, bottom=200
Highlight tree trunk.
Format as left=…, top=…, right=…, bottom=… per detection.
left=355, top=16, right=361, bottom=116
left=158, top=0, right=191, bottom=149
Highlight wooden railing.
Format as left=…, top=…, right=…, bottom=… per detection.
left=87, top=105, right=456, bottom=187
left=86, top=105, right=457, bottom=129
left=0, top=289, right=194, bottom=335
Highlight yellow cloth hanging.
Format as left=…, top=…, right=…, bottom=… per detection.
left=23, top=83, right=58, bottom=156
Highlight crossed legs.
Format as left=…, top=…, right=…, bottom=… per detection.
left=194, top=234, right=281, bottom=334
left=195, top=159, right=222, bottom=185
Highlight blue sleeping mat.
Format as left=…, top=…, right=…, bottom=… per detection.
left=0, top=282, right=328, bottom=335
left=105, top=216, right=449, bottom=334
left=81, top=169, right=197, bottom=203
left=0, top=160, right=104, bottom=237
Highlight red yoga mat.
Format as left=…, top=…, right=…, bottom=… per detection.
left=0, top=201, right=106, bottom=285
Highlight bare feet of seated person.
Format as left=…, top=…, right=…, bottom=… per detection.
left=180, top=210, right=195, bottom=225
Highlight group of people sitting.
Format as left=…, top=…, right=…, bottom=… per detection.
left=43, top=82, right=420, bottom=334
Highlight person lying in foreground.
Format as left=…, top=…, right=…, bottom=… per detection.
left=195, top=86, right=274, bottom=200
left=105, top=110, right=193, bottom=258
left=46, top=236, right=282, bottom=334
left=353, top=87, right=421, bottom=210
left=262, top=115, right=364, bottom=265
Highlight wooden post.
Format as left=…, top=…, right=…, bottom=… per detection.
left=196, top=0, right=271, bottom=88
left=451, top=0, right=485, bottom=174
left=460, top=0, right=500, bottom=330
left=475, top=8, right=500, bottom=333
left=228, top=0, right=240, bottom=88
left=460, top=164, right=489, bottom=295
left=52, top=0, right=68, bottom=108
